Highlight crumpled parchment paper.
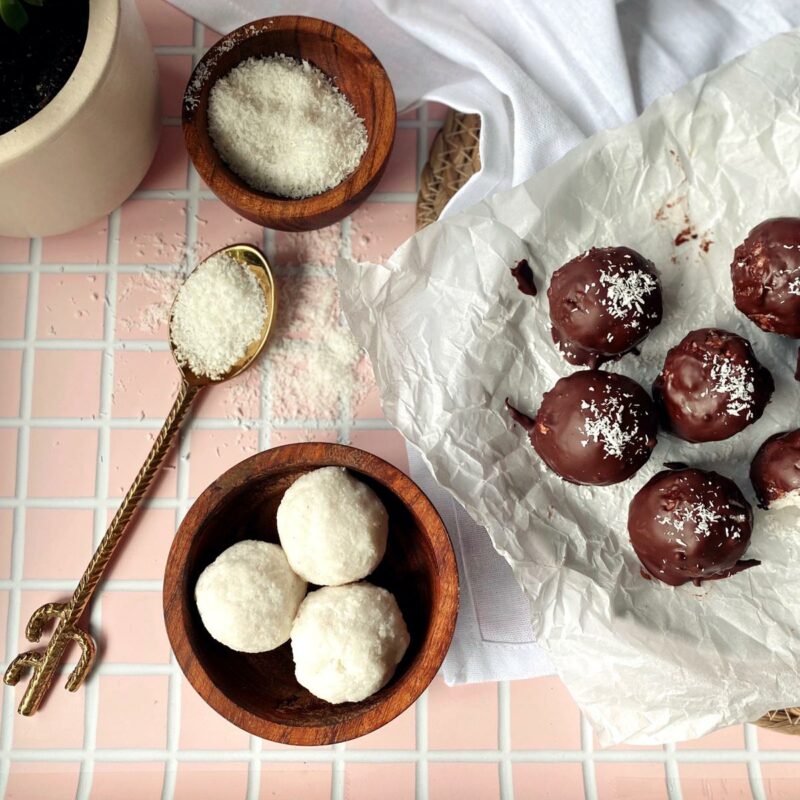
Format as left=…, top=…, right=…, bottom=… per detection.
left=337, top=30, right=800, bottom=745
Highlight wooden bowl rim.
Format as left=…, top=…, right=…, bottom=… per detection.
left=181, top=15, right=397, bottom=227
left=163, top=442, right=459, bottom=745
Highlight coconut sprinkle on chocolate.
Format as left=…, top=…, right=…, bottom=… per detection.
left=598, top=267, right=657, bottom=321
left=708, top=354, right=755, bottom=418
left=579, top=395, right=641, bottom=459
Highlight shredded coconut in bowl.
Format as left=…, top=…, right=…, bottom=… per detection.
left=207, top=55, right=369, bottom=199
left=170, top=252, right=268, bottom=380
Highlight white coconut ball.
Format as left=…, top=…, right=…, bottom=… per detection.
left=277, top=467, right=388, bottom=586
left=291, top=582, right=410, bottom=704
left=195, top=540, right=306, bottom=653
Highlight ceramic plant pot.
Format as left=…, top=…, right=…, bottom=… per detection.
left=0, top=0, right=160, bottom=238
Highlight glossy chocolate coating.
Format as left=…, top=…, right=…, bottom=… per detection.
left=653, top=328, right=773, bottom=443
left=507, top=370, right=657, bottom=486
left=750, top=428, right=800, bottom=509
left=548, top=247, right=662, bottom=366
left=628, top=467, right=759, bottom=586
left=731, top=217, right=800, bottom=338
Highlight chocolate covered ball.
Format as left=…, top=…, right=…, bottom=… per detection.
left=628, top=467, right=759, bottom=586
left=731, top=217, right=800, bottom=338
left=506, top=370, right=657, bottom=486
left=750, top=428, right=800, bottom=510
left=548, top=247, right=662, bottom=367
left=653, top=328, right=773, bottom=443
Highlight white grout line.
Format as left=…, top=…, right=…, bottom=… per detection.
left=745, top=724, right=766, bottom=800
left=0, top=416, right=393, bottom=431
left=242, top=227, right=274, bottom=800
left=664, top=742, right=683, bottom=800
left=75, top=202, right=121, bottom=800
left=5, top=745, right=797, bottom=764
left=162, top=25, right=207, bottom=800
left=331, top=742, right=346, bottom=800
left=498, top=681, right=513, bottom=800
left=0, top=236, right=40, bottom=793
left=580, top=714, right=597, bottom=800
left=0, top=580, right=164, bottom=591
left=415, top=689, right=429, bottom=800
left=246, top=735, right=263, bottom=800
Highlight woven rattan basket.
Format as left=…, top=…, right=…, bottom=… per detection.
left=416, top=108, right=800, bottom=735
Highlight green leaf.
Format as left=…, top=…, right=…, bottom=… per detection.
left=0, top=0, right=29, bottom=32
left=23, top=0, right=44, bottom=7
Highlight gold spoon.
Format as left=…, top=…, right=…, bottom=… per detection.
left=4, top=243, right=276, bottom=716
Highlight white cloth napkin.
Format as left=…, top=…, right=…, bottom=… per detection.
left=167, top=0, right=800, bottom=685
left=406, top=445, right=554, bottom=684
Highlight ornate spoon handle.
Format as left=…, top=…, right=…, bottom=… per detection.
left=4, top=379, right=201, bottom=716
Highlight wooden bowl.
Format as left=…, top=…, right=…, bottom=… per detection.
left=182, top=16, right=396, bottom=232
left=163, top=443, right=458, bottom=745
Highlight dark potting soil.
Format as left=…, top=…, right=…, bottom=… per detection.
left=0, top=0, right=91, bottom=135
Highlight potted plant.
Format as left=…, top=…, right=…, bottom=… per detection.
left=0, top=0, right=160, bottom=237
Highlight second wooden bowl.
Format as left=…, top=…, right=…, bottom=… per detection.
left=182, top=16, right=396, bottom=232
left=163, top=443, right=458, bottom=745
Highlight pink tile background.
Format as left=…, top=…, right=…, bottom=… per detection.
left=100, top=591, right=171, bottom=663
left=428, top=677, right=498, bottom=750
left=258, top=763, right=331, bottom=799
left=173, top=763, right=249, bottom=800
left=0, top=273, right=29, bottom=338
left=5, top=763, right=80, bottom=800
left=0, top=5, right=795, bottom=796
left=27, top=428, right=97, bottom=497
left=428, top=762, right=500, bottom=799
left=37, top=273, right=105, bottom=339
left=89, top=762, right=165, bottom=800
left=0, top=350, right=22, bottom=417
left=344, top=763, right=415, bottom=799
left=594, top=762, right=669, bottom=800
left=96, top=675, right=169, bottom=749
left=31, top=350, right=102, bottom=418
left=513, top=762, right=585, bottom=799
left=24, top=508, right=94, bottom=579
left=0, top=508, right=12, bottom=578
left=41, top=221, right=109, bottom=265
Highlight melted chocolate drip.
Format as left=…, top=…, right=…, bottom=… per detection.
left=510, top=259, right=537, bottom=296
left=504, top=399, right=536, bottom=435
left=628, top=467, right=758, bottom=586
left=731, top=217, right=800, bottom=338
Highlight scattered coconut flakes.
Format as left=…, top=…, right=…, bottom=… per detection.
left=277, top=224, right=343, bottom=267
left=170, top=252, right=267, bottom=380
left=118, top=226, right=373, bottom=424
left=788, top=277, right=800, bottom=295
left=267, top=326, right=371, bottom=421
left=117, top=266, right=187, bottom=335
